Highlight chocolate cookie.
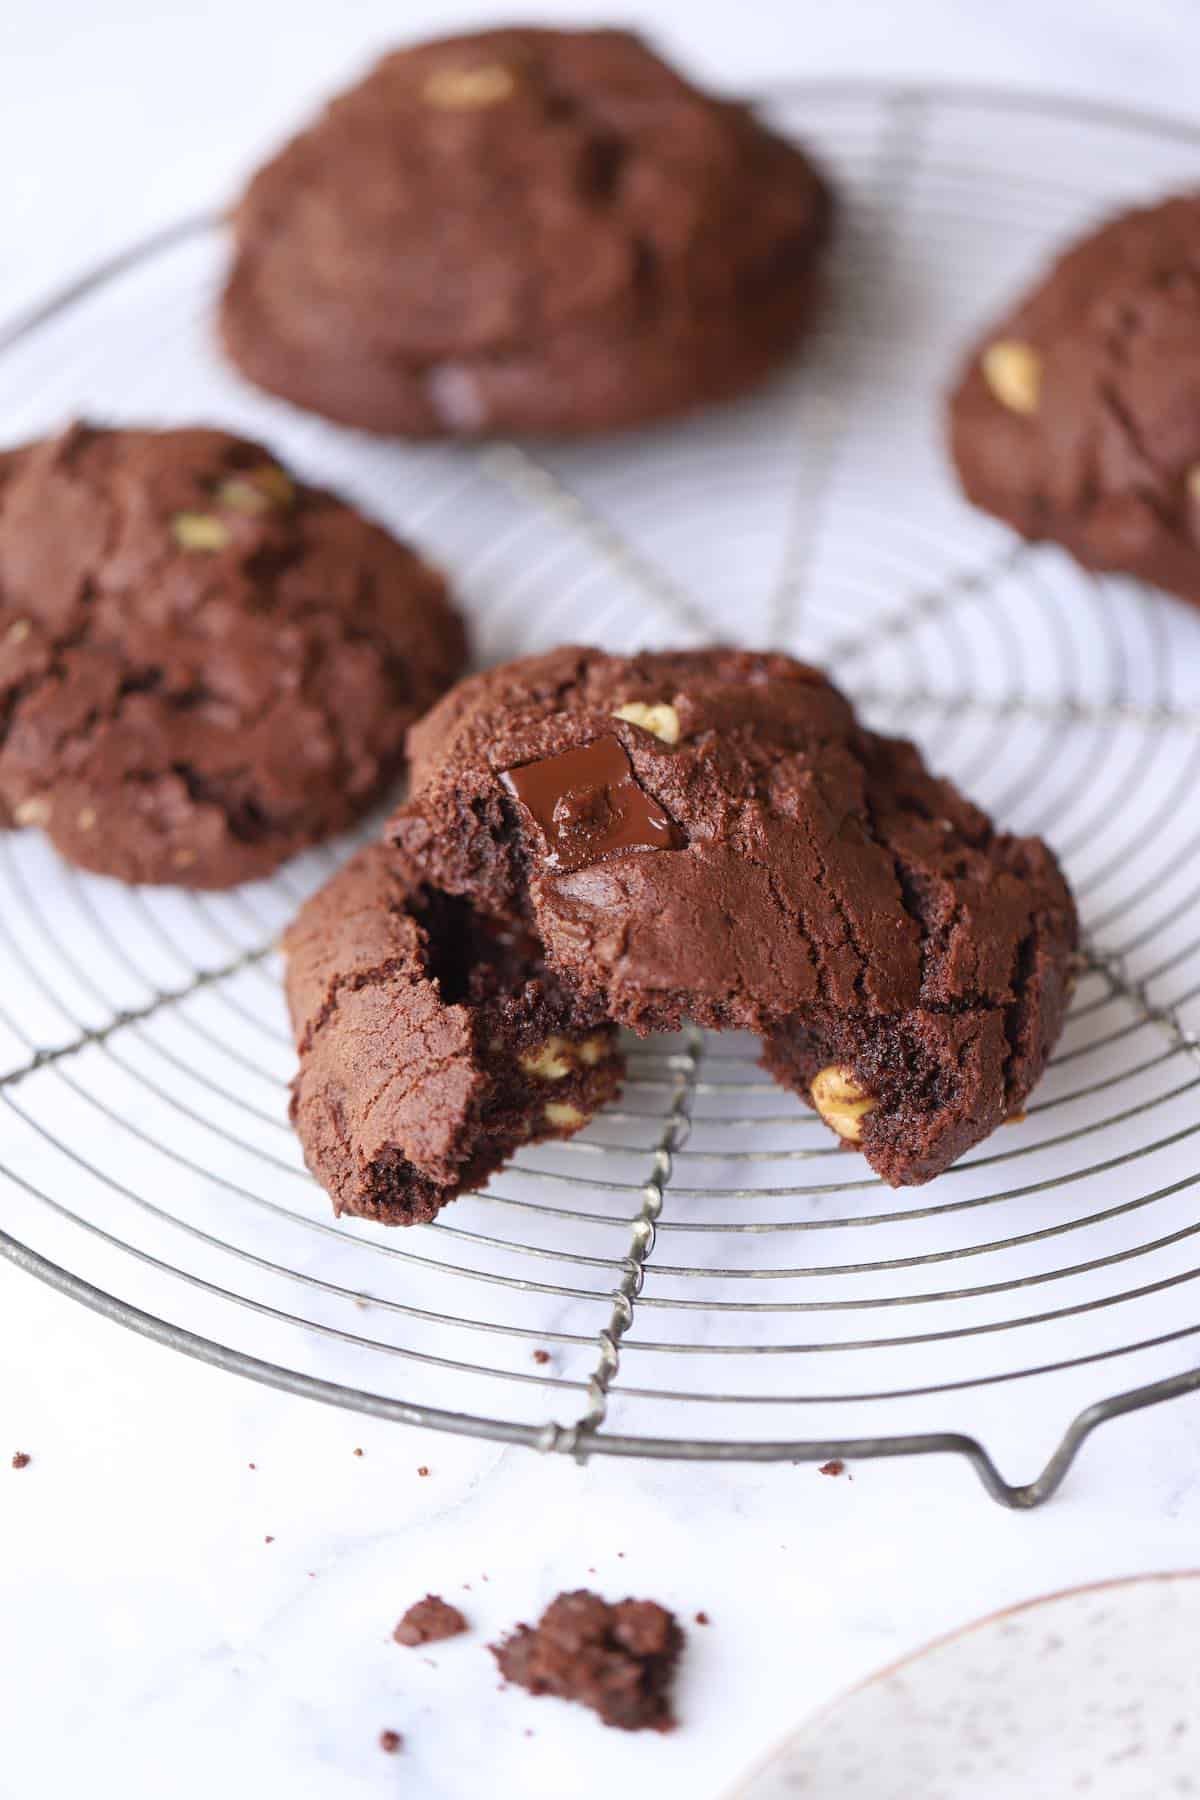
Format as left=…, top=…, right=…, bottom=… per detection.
left=389, top=646, right=1078, bottom=1184
left=493, top=1590, right=682, bottom=1732
left=0, top=424, right=465, bottom=885
left=949, top=192, right=1200, bottom=609
left=283, top=844, right=622, bottom=1225
left=220, top=28, right=832, bottom=438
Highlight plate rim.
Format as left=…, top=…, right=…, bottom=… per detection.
left=729, top=1566, right=1200, bottom=1798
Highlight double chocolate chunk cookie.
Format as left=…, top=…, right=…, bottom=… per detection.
left=390, top=647, right=1078, bottom=1185
left=221, top=27, right=832, bottom=437
left=950, top=192, right=1200, bottom=611
left=284, top=845, right=622, bottom=1224
left=0, top=425, right=465, bottom=885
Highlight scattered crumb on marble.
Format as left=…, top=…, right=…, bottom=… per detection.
left=418, top=1466, right=430, bottom=1477
left=492, top=1590, right=683, bottom=1732
left=819, top=1459, right=847, bottom=1477
left=248, top=1462, right=257, bottom=1471
left=11, top=1452, right=31, bottom=1470
left=378, top=1730, right=402, bottom=1754
left=353, top=1447, right=364, bottom=1457
left=695, top=1611, right=710, bottom=1626
left=264, top=1535, right=275, bottom=1544
left=394, top=1595, right=468, bottom=1647
left=532, top=1350, right=551, bottom=1365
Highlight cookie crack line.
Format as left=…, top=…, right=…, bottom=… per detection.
left=537, top=1026, right=703, bottom=1462
left=0, top=937, right=277, bottom=1091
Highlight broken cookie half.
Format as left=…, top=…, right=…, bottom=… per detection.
left=283, top=845, right=621, bottom=1224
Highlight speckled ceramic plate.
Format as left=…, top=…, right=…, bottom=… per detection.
left=734, top=1573, right=1200, bottom=1799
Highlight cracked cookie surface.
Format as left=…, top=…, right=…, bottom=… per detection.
left=220, top=27, right=833, bottom=437
left=0, top=424, right=465, bottom=885
left=949, top=192, right=1200, bottom=610
left=284, top=844, right=623, bottom=1224
left=389, top=646, right=1078, bottom=1184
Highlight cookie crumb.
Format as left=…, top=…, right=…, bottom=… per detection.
left=264, top=1535, right=275, bottom=1544
left=532, top=1349, right=551, bottom=1365
left=378, top=1730, right=402, bottom=1754
left=394, top=1596, right=468, bottom=1647
left=417, top=1466, right=430, bottom=1477
left=353, top=1447, right=364, bottom=1457
left=819, top=1458, right=845, bottom=1477
left=11, top=1452, right=30, bottom=1470
left=493, top=1590, right=682, bottom=1732
left=248, top=1462, right=257, bottom=1470
left=694, top=1611, right=710, bottom=1626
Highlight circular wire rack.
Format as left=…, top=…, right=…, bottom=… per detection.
left=3, top=80, right=1200, bottom=1509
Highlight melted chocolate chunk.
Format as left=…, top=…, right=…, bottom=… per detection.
left=500, top=734, right=679, bottom=874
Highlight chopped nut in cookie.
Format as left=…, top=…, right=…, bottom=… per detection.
left=981, top=340, right=1041, bottom=415
left=171, top=512, right=231, bottom=552
left=811, top=1065, right=877, bottom=1142
left=519, top=1036, right=575, bottom=1080
left=216, top=464, right=294, bottom=513
left=544, top=1101, right=588, bottom=1129
left=423, top=64, right=516, bottom=109
left=612, top=702, right=681, bottom=745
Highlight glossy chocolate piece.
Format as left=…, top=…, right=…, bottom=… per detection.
left=500, top=734, right=679, bottom=874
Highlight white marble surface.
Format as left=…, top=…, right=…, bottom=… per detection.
left=4, top=4, right=1200, bottom=1798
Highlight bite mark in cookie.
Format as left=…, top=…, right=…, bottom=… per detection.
left=283, top=845, right=622, bottom=1224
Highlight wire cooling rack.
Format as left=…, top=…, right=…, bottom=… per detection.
left=2, top=81, right=1200, bottom=1508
